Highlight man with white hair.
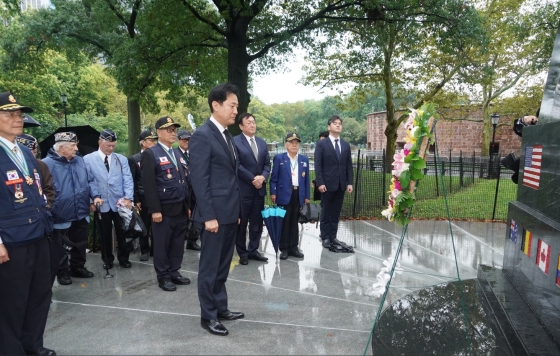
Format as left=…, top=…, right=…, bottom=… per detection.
left=43, top=132, right=103, bottom=285
left=84, top=129, right=134, bottom=269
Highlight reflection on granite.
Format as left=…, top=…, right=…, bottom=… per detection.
left=371, top=279, right=497, bottom=355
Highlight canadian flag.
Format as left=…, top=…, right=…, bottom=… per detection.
left=536, top=239, right=551, bottom=275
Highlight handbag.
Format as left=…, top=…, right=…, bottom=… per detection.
left=299, top=202, right=321, bottom=226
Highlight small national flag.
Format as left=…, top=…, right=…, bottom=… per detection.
left=556, top=256, right=560, bottom=288
left=521, top=229, right=532, bottom=257
left=522, top=144, right=542, bottom=190
left=536, top=239, right=551, bottom=275
left=509, top=220, right=518, bottom=244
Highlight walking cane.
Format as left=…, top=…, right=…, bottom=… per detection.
left=96, top=202, right=113, bottom=279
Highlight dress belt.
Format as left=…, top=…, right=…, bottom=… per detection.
left=292, top=186, right=298, bottom=190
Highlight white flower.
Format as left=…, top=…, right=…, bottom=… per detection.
left=381, top=207, right=395, bottom=221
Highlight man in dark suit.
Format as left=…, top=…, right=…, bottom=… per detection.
left=141, top=117, right=190, bottom=292
left=314, top=115, right=353, bottom=248
left=189, top=83, right=244, bottom=336
left=177, top=129, right=200, bottom=251
left=233, top=113, right=270, bottom=265
left=128, top=130, right=158, bottom=261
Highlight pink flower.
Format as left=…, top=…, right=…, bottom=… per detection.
left=395, top=180, right=402, bottom=191
left=403, top=149, right=410, bottom=156
left=391, top=189, right=401, bottom=198
left=404, top=142, right=412, bottom=151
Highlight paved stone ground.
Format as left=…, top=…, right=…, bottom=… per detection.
left=44, top=220, right=506, bottom=355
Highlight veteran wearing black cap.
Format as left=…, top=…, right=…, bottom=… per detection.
left=43, top=131, right=103, bottom=285
left=17, top=133, right=55, bottom=208
left=141, top=117, right=190, bottom=291
left=269, top=132, right=310, bottom=260
left=84, top=129, right=134, bottom=269
left=128, top=130, right=158, bottom=261
left=177, top=129, right=200, bottom=251
left=0, top=93, right=56, bottom=355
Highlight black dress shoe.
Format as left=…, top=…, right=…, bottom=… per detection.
left=158, top=279, right=176, bottom=291
left=25, top=347, right=57, bottom=356
left=288, top=250, right=304, bottom=258
left=103, top=262, right=114, bottom=269
left=186, top=242, right=201, bottom=251
left=239, top=256, right=248, bottom=265
left=70, top=267, right=94, bottom=278
left=331, top=238, right=342, bottom=245
left=171, top=276, right=191, bottom=285
left=119, top=261, right=132, bottom=268
left=322, top=239, right=331, bottom=248
left=217, top=309, right=245, bottom=320
left=201, top=318, right=229, bottom=336
left=279, top=250, right=289, bottom=260
left=248, top=252, right=268, bottom=262
left=56, top=270, right=72, bottom=285
left=139, top=253, right=149, bottom=261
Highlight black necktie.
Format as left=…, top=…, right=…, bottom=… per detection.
left=335, top=139, right=341, bottom=158
left=104, top=155, right=110, bottom=172
left=223, top=129, right=235, bottom=164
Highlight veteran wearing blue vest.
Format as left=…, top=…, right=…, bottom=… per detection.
left=141, top=117, right=190, bottom=291
left=0, top=93, right=56, bottom=356
left=270, top=132, right=310, bottom=260
left=84, top=129, right=134, bottom=269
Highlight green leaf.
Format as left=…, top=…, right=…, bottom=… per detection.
left=412, top=158, right=426, bottom=170
left=399, top=170, right=411, bottom=189
left=411, top=169, right=424, bottom=181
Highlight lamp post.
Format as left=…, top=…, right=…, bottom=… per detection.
left=60, top=93, right=68, bottom=127
left=489, top=113, right=500, bottom=178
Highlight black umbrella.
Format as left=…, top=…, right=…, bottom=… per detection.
left=23, top=114, right=41, bottom=128
left=39, top=125, right=100, bottom=158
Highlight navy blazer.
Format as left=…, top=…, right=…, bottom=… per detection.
left=269, top=153, right=310, bottom=206
left=189, top=119, right=241, bottom=225
left=233, top=134, right=270, bottom=197
left=314, top=137, right=353, bottom=192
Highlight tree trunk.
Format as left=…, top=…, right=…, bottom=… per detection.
left=481, top=102, right=491, bottom=156
left=227, top=33, right=250, bottom=136
left=383, top=51, right=396, bottom=173
left=127, top=97, right=141, bottom=156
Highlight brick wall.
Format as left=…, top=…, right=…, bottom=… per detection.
left=366, top=110, right=522, bottom=156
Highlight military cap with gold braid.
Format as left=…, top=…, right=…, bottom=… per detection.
left=138, top=130, right=157, bottom=141
left=155, top=116, right=181, bottom=129
left=285, top=132, right=301, bottom=142
left=0, top=92, right=33, bottom=113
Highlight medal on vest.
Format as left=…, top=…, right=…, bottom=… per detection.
left=14, top=183, right=24, bottom=199
left=166, top=168, right=172, bottom=179
left=25, top=175, right=33, bottom=185
left=34, top=170, right=43, bottom=196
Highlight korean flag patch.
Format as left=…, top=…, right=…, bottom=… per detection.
left=7, top=170, right=19, bottom=180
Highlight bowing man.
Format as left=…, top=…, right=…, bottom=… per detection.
left=269, top=132, right=310, bottom=260
left=189, top=83, right=244, bottom=336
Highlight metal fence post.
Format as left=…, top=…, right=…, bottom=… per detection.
left=449, top=149, right=452, bottom=194
left=434, top=152, right=439, bottom=197
left=472, top=151, right=475, bottom=184
left=492, top=156, right=501, bottom=220
left=352, top=149, right=361, bottom=218
left=459, top=150, right=464, bottom=187
left=382, top=149, right=386, bottom=206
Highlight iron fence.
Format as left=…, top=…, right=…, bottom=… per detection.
left=336, top=149, right=517, bottom=221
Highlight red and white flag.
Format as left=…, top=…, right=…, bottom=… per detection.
left=536, top=239, right=551, bottom=275
left=522, top=144, right=542, bottom=190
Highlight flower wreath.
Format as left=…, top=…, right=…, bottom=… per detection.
left=381, top=103, right=436, bottom=225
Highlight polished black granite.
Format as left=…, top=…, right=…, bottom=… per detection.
left=517, top=121, right=560, bottom=221
left=371, top=279, right=498, bottom=355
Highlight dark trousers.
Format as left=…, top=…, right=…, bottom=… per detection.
left=138, top=197, right=153, bottom=255
left=198, top=222, right=237, bottom=320
left=0, top=237, right=51, bottom=355
left=280, top=189, right=301, bottom=252
left=54, top=218, right=89, bottom=273
left=236, top=194, right=264, bottom=258
left=151, top=213, right=187, bottom=281
left=320, top=187, right=345, bottom=241
left=99, top=210, right=129, bottom=263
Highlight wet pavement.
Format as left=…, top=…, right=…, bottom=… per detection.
left=44, top=220, right=506, bottom=355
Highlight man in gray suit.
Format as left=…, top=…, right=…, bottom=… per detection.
left=189, top=83, right=244, bottom=336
